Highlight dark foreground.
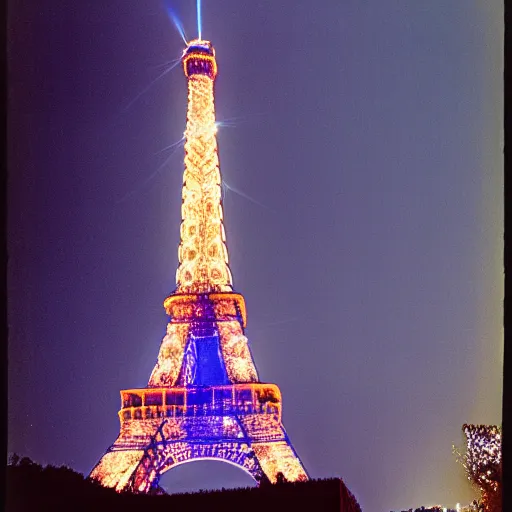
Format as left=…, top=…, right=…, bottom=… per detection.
left=6, top=458, right=362, bottom=512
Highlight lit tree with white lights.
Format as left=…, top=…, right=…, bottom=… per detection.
left=453, top=424, right=502, bottom=512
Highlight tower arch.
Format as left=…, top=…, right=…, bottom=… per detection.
left=156, top=457, right=258, bottom=495
left=129, top=439, right=265, bottom=493
left=159, top=455, right=260, bottom=484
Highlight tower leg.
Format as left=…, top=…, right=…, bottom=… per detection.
left=252, top=440, right=308, bottom=483
left=90, top=449, right=147, bottom=491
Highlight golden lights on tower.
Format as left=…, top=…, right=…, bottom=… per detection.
left=176, top=40, right=232, bottom=294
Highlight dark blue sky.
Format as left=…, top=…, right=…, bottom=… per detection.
left=8, top=2, right=503, bottom=511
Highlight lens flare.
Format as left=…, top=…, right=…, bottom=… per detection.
left=164, top=3, right=187, bottom=44
left=123, top=60, right=182, bottom=112
left=223, top=180, right=274, bottom=212
left=116, top=139, right=184, bottom=204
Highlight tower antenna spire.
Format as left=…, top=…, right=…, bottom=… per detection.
left=197, top=0, right=202, bottom=40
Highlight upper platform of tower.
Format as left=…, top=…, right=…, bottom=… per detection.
left=182, top=40, right=217, bottom=80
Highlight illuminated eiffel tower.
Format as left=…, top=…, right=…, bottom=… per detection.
left=90, top=40, right=308, bottom=493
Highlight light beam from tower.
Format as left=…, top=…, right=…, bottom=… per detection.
left=197, top=0, right=202, bottom=40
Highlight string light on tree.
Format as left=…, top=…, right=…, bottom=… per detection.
left=453, top=424, right=502, bottom=512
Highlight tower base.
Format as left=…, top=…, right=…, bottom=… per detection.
left=90, top=384, right=308, bottom=492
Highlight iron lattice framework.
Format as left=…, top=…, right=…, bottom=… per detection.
left=89, top=40, right=308, bottom=492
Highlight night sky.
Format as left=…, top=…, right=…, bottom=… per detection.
left=8, top=2, right=503, bottom=511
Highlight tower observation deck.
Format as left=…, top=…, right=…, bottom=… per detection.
left=89, top=40, right=308, bottom=493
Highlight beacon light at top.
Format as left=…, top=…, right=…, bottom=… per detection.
left=182, top=39, right=217, bottom=80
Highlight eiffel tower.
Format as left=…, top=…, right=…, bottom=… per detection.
left=89, top=40, right=308, bottom=493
